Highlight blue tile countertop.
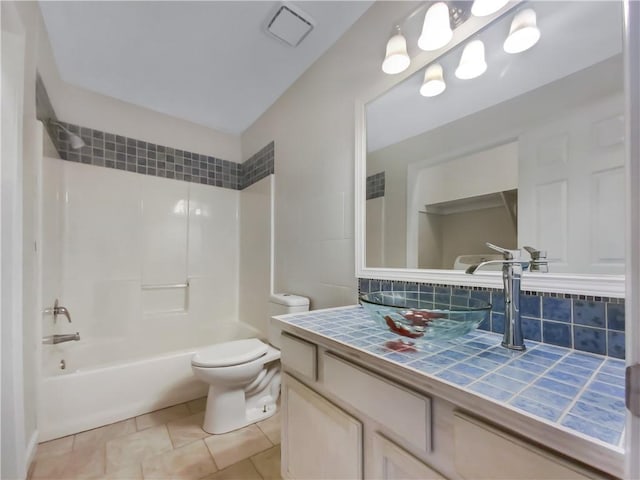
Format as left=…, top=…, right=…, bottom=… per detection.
left=277, top=306, right=626, bottom=451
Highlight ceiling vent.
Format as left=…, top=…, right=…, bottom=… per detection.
left=266, top=4, right=315, bottom=47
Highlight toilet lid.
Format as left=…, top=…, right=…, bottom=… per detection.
left=191, top=339, right=269, bottom=367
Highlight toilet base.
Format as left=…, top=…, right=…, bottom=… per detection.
left=202, top=382, right=280, bottom=434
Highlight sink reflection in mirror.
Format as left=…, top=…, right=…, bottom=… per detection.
left=364, top=1, right=624, bottom=276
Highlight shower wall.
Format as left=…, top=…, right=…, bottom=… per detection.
left=41, top=157, right=241, bottom=344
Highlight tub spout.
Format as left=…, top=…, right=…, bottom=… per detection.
left=42, top=332, right=80, bottom=345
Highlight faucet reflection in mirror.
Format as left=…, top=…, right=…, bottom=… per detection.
left=466, top=242, right=548, bottom=351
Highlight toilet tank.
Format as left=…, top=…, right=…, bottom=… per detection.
left=268, top=293, right=309, bottom=348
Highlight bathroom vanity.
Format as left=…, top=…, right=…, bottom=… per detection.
left=273, top=307, right=625, bottom=480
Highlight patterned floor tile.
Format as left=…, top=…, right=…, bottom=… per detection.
left=204, top=424, right=272, bottom=470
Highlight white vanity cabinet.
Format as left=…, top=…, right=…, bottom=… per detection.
left=278, top=331, right=618, bottom=480
left=371, top=433, right=446, bottom=480
left=281, top=374, right=362, bottom=479
left=280, top=332, right=447, bottom=480
left=452, top=413, right=604, bottom=480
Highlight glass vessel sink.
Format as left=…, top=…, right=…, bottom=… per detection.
left=360, top=291, right=491, bottom=343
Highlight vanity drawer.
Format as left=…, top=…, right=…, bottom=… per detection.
left=453, top=412, right=608, bottom=480
left=322, top=351, right=432, bottom=452
left=281, top=333, right=317, bottom=381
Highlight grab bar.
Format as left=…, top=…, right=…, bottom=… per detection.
left=141, top=282, right=189, bottom=290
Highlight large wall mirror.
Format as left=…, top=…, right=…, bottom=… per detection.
left=356, top=1, right=626, bottom=296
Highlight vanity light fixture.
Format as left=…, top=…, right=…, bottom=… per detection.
left=503, top=9, right=541, bottom=54
left=471, top=0, right=509, bottom=17
left=418, top=2, right=453, bottom=51
left=420, top=63, right=446, bottom=97
left=382, top=26, right=411, bottom=74
left=455, top=40, right=487, bottom=79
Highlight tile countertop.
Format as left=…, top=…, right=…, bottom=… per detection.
left=274, top=305, right=627, bottom=454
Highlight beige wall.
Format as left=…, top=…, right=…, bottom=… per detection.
left=417, top=206, right=518, bottom=271
left=239, top=175, right=273, bottom=336
left=438, top=207, right=517, bottom=269
left=365, top=196, right=385, bottom=268
left=241, top=2, right=424, bottom=309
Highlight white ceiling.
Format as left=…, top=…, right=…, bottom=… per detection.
left=366, top=1, right=623, bottom=152
left=39, top=1, right=373, bottom=135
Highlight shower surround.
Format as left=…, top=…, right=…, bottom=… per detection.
left=40, top=145, right=273, bottom=440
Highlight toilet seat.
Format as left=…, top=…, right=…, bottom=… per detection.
left=192, top=339, right=268, bottom=368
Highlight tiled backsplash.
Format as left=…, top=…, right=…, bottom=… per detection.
left=52, top=121, right=273, bottom=191
left=366, top=172, right=385, bottom=200
left=358, top=278, right=625, bottom=359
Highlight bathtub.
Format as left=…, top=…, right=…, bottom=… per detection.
left=39, top=321, right=260, bottom=441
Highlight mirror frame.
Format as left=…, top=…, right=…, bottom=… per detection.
left=354, top=2, right=625, bottom=298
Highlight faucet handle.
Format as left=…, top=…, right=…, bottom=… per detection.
left=486, top=242, right=520, bottom=260
left=523, top=246, right=547, bottom=260
left=524, top=246, right=549, bottom=272
left=46, top=299, right=72, bottom=323
left=530, top=262, right=549, bottom=273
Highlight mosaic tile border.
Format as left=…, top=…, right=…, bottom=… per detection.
left=366, top=172, right=385, bottom=200
left=52, top=121, right=274, bottom=191
left=358, top=278, right=625, bottom=359
left=241, top=141, right=275, bottom=190
left=280, top=306, right=627, bottom=448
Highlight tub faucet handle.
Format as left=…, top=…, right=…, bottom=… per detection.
left=45, top=299, right=72, bottom=323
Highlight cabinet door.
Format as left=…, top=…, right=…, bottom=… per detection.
left=371, top=433, right=446, bottom=480
left=453, top=413, right=606, bottom=480
left=282, top=373, right=362, bottom=479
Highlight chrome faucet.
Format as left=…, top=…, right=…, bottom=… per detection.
left=42, top=332, right=81, bottom=345
left=44, top=299, right=72, bottom=323
left=466, top=242, right=548, bottom=351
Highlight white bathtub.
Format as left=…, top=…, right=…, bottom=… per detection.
left=39, top=321, right=259, bottom=441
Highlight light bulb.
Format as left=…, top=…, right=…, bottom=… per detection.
left=455, top=40, right=487, bottom=80
left=382, top=27, right=410, bottom=74
left=420, top=63, right=446, bottom=97
left=471, top=0, right=509, bottom=17
left=418, top=2, right=453, bottom=52
left=504, top=9, right=540, bottom=54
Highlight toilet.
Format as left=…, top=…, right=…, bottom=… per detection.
left=191, top=293, right=309, bottom=434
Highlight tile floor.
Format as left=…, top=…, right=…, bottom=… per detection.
left=30, top=398, right=281, bottom=480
